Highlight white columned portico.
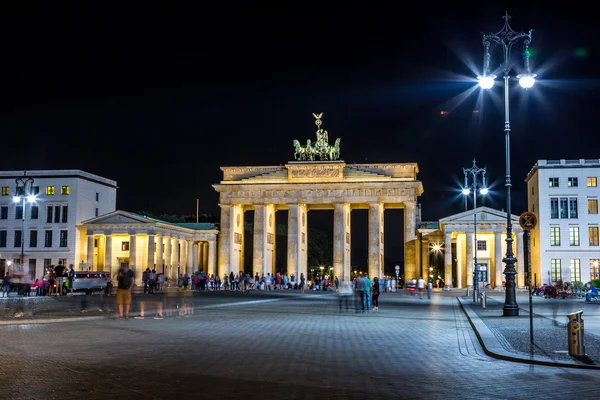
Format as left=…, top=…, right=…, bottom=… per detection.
left=187, top=240, right=193, bottom=274
left=147, top=234, right=155, bottom=271
left=87, top=234, right=94, bottom=269
left=129, top=234, right=137, bottom=271
left=105, top=234, right=113, bottom=276
left=495, top=232, right=503, bottom=288
left=368, top=203, right=384, bottom=279
left=156, top=234, right=164, bottom=273
left=444, top=233, right=452, bottom=288
left=466, top=232, right=473, bottom=287
left=333, top=203, right=351, bottom=282
left=287, top=204, right=307, bottom=283
left=165, top=236, right=172, bottom=277
left=208, top=239, right=217, bottom=278
left=173, top=239, right=180, bottom=280
left=192, top=243, right=199, bottom=273
left=202, top=242, right=209, bottom=271
left=516, top=234, right=524, bottom=288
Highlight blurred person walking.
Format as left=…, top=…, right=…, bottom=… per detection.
left=372, top=277, right=380, bottom=310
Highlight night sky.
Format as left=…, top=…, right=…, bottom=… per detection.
left=1, top=4, right=598, bottom=224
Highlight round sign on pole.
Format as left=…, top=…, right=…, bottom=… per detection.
left=519, top=212, right=537, bottom=231
left=395, top=265, right=400, bottom=271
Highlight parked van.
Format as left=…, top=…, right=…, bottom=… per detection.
left=62, top=271, right=111, bottom=295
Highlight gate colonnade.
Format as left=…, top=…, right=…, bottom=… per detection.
left=214, top=161, right=423, bottom=281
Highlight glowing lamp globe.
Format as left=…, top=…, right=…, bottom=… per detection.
left=517, top=73, right=537, bottom=89
left=462, top=188, right=471, bottom=195
left=477, top=74, right=496, bottom=89
left=13, top=196, right=21, bottom=203
left=480, top=188, right=489, bottom=195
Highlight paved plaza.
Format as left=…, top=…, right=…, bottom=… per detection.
left=0, top=290, right=599, bottom=399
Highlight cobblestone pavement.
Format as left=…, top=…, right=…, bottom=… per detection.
left=0, top=290, right=599, bottom=399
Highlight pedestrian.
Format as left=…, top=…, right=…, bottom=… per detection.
left=54, top=262, right=66, bottom=296
left=2, top=272, right=11, bottom=297
left=417, top=276, right=425, bottom=299
left=372, top=276, right=380, bottom=310
left=363, top=274, right=372, bottom=312
left=299, top=273, right=305, bottom=293
left=116, top=264, right=135, bottom=319
left=585, top=281, right=598, bottom=302
left=355, top=276, right=365, bottom=312
left=427, top=280, right=432, bottom=300
left=334, top=276, right=339, bottom=292
left=68, top=265, right=75, bottom=295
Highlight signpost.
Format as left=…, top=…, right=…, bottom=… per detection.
left=520, top=211, right=537, bottom=345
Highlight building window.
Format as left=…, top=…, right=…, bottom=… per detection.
left=32, top=186, right=40, bottom=195
left=121, top=241, right=130, bottom=251
left=590, top=226, right=599, bottom=246
left=591, top=259, right=600, bottom=280
left=44, top=259, right=52, bottom=269
left=46, top=186, right=55, bottom=195
left=550, top=227, right=560, bottom=246
left=588, top=177, right=598, bottom=187
left=570, top=259, right=581, bottom=283
left=15, top=205, right=23, bottom=220
left=95, top=192, right=99, bottom=201
left=569, top=198, right=578, bottom=219
left=568, top=177, right=578, bottom=187
left=59, top=230, right=68, bottom=247
left=30, top=230, right=37, bottom=248
left=54, top=205, right=60, bottom=223
left=549, top=178, right=559, bottom=187
left=551, top=259, right=561, bottom=282
left=59, top=258, right=67, bottom=267
left=14, top=230, right=22, bottom=248
left=62, top=205, right=68, bottom=223
left=550, top=198, right=559, bottom=219
left=44, top=230, right=53, bottom=248
left=30, top=205, right=38, bottom=219
left=94, top=238, right=98, bottom=248
left=0, top=206, right=7, bottom=220
left=61, top=186, right=70, bottom=195
left=95, top=208, right=99, bottom=217
left=477, top=240, right=487, bottom=251
left=1, top=186, right=9, bottom=196
left=46, top=206, right=53, bottom=223
left=16, top=187, right=24, bottom=196
left=589, top=199, right=598, bottom=214
left=560, top=198, right=568, bottom=218
left=569, top=226, right=580, bottom=246
left=28, top=259, right=36, bottom=278
left=0, top=231, right=6, bottom=247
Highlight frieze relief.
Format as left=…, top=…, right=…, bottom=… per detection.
left=221, top=187, right=417, bottom=203
left=290, top=167, right=341, bottom=178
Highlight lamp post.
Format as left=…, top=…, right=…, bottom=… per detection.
left=13, top=172, right=36, bottom=277
left=462, top=160, right=488, bottom=303
left=478, top=12, right=535, bottom=317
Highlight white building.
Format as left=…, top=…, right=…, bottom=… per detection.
left=0, top=170, right=117, bottom=279
left=525, top=159, right=600, bottom=286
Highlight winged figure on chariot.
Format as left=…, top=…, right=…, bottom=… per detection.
left=293, top=113, right=341, bottom=161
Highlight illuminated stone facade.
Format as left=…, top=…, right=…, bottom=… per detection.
left=213, top=161, right=423, bottom=281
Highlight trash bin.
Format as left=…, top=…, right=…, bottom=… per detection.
left=567, top=311, right=585, bottom=356
left=480, top=292, right=486, bottom=308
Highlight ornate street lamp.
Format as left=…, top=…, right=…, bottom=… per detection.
left=13, top=172, right=37, bottom=276
left=462, top=160, right=488, bottom=303
left=478, top=12, right=535, bottom=317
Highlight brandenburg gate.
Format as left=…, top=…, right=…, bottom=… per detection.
left=213, top=114, right=423, bottom=281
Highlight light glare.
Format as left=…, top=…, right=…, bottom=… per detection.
left=13, top=196, right=21, bottom=203
left=462, top=188, right=471, bottom=195
left=480, top=188, right=489, bottom=195
left=477, top=74, right=496, bottom=89
left=518, top=73, right=537, bottom=89
left=26, top=194, right=37, bottom=203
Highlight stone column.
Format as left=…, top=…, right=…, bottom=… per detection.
left=105, top=234, right=113, bottom=276
left=218, top=205, right=231, bottom=276
left=444, top=232, right=452, bottom=288
left=129, top=234, right=137, bottom=270
left=165, top=237, right=172, bottom=277
left=202, top=242, right=209, bottom=271
left=208, top=239, right=217, bottom=278
left=368, top=203, right=384, bottom=279
left=495, top=232, right=503, bottom=288
left=156, top=234, right=164, bottom=273
left=86, top=234, right=94, bottom=269
left=187, top=240, right=193, bottom=274
left=197, top=242, right=204, bottom=271
left=333, top=203, right=351, bottom=282
left=421, top=236, right=430, bottom=281
left=253, top=205, right=275, bottom=276
left=466, top=232, right=473, bottom=287
left=404, top=203, right=417, bottom=279
left=287, top=204, right=308, bottom=283
left=173, top=239, right=181, bottom=280
left=516, top=232, right=525, bottom=288
left=147, top=234, right=155, bottom=271
left=192, top=243, right=199, bottom=273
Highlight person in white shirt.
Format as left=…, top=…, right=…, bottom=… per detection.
left=417, top=277, right=425, bottom=299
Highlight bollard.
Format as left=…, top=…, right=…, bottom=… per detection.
left=480, top=292, right=486, bottom=308
left=473, top=288, right=478, bottom=303
left=466, top=287, right=471, bottom=297
left=567, top=311, right=585, bottom=357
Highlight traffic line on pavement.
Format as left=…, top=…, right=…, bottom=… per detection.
left=0, top=316, right=104, bottom=326
left=198, top=298, right=284, bottom=309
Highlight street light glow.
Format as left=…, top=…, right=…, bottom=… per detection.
left=477, top=74, right=496, bottom=89
left=517, top=73, right=537, bottom=89
left=13, top=196, right=21, bottom=203
left=432, top=244, right=442, bottom=252
left=26, top=194, right=37, bottom=203
left=462, top=188, right=471, bottom=195
left=480, top=187, right=489, bottom=195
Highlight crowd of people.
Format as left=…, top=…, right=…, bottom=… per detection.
left=1, top=262, right=76, bottom=297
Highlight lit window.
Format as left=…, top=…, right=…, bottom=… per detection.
left=551, top=259, right=561, bottom=282
left=1, top=186, right=9, bottom=196
left=549, top=177, right=559, bottom=187
left=570, top=259, right=581, bottom=283
left=569, top=226, right=580, bottom=246
left=550, top=227, right=560, bottom=246
left=121, top=241, right=130, bottom=251
left=46, top=186, right=55, bottom=195
left=61, top=186, right=70, bottom=195
left=589, top=199, right=598, bottom=214
left=590, top=226, right=599, bottom=246
left=476, top=240, right=487, bottom=251
left=591, top=259, right=600, bottom=280
left=568, top=177, right=578, bottom=187
left=588, top=177, right=598, bottom=187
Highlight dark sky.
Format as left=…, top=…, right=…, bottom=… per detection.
left=1, top=4, right=598, bottom=223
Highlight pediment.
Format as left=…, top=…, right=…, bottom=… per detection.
left=439, top=207, right=518, bottom=225
left=82, top=211, right=153, bottom=226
